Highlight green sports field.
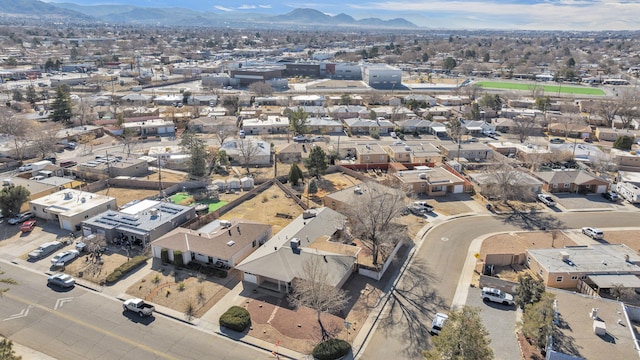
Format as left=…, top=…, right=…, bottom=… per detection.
left=476, top=81, right=605, bottom=96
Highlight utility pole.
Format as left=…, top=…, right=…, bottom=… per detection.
left=157, top=155, right=162, bottom=196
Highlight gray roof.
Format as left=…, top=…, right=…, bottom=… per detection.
left=527, top=244, right=640, bottom=274
left=532, top=170, right=608, bottom=185
left=325, top=181, right=402, bottom=206
left=469, top=171, right=544, bottom=187
left=588, top=274, right=640, bottom=288
left=236, top=207, right=350, bottom=284
left=83, top=200, right=193, bottom=233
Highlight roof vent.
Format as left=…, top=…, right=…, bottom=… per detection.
left=226, top=240, right=235, bottom=246
left=290, top=238, right=300, bottom=249
left=354, top=185, right=363, bottom=194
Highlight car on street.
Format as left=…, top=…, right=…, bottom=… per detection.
left=430, top=313, right=448, bottom=335
left=293, top=135, right=310, bottom=142
left=537, top=193, right=556, bottom=207
left=311, top=136, right=326, bottom=142
left=65, top=142, right=76, bottom=150
left=238, top=129, right=245, bottom=139
left=602, top=191, right=619, bottom=202
left=481, top=287, right=515, bottom=306
left=8, top=211, right=34, bottom=225
left=20, top=219, right=36, bottom=233
left=50, top=250, right=80, bottom=266
left=582, top=227, right=604, bottom=240
left=47, top=273, right=75, bottom=288
left=549, top=137, right=565, bottom=144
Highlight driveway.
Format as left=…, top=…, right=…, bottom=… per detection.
left=553, top=193, right=617, bottom=211
left=466, top=287, right=520, bottom=360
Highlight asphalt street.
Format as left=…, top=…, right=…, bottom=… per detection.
left=0, top=264, right=266, bottom=360
left=359, top=211, right=640, bottom=360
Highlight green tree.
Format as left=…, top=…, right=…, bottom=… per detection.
left=288, top=163, right=303, bottom=186
left=308, top=178, right=318, bottom=195
left=0, top=337, right=21, bottom=359
left=613, top=135, right=634, bottom=150
left=304, top=146, right=328, bottom=178
left=49, top=86, right=73, bottom=123
left=25, top=85, right=38, bottom=106
left=443, top=57, right=457, bottom=71
left=446, top=118, right=463, bottom=143
left=182, top=90, right=192, bottom=105
left=566, top=57, right=576, bottom=68
left=468, top=102, right=481, bottom=120
left=5, top=57, right=18, bottom=67
left=479, top=94, right=502, bottom=112
left=534, top=96, right=551, bottom=113
left=340, top=94, right=351, bottom=105
left=520, top=292, right=555, bottom=350
left=180, top=130, right=208, bottom=178
left=424, top=306, right=493, bottom=360
left=287, top=107, right=309, bottom=135
left=515, top=273, right=546, bottom=310
left=0, top=185, right=30, bottom=218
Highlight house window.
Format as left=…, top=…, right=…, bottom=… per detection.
left=580, top=275, right=587, bottom=280
left=421, top=183, right=425, bottom=187
left=85, top=215, right=89, bottom=219
left=526, top=256, right=531, bottom=263
left=553, top=184, right=558, bottom=188
left=365, top=156, right=370, bottom=161
left=252, top=240, right=256, bottom=248
left=564, top=183, right=570, bottom=188
left=571, top=276, right=578, bottom=280
left=556, top=276, right=563, bottom=282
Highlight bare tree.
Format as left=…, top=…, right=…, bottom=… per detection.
left=346, top=181, right=406, bottom=266
left=512, top=116, right=539, bottom=143
left=528, top=83, right=545, bottom=99
left=74, top=96, right=92, bottom=126
left=237, top=138, right=262, bottom=174
left=484, top=159, right=536, bottom=203
left=617, top=89, right=640, bottom=129
left=212, top=122, right=235, bottom=146
left=248, top=81, right=274, bottom=96
left=31, top=122, right=62, bottom=159
left=462, top=83, right=482, bottom=101
left=0, top=109, right=29, bottom=160
left=288, top=256, right=350, bottom=341
left=595, top=99, right=620, bottom=127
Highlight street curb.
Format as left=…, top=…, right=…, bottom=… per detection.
left=215, top=331, right=297, bottom=359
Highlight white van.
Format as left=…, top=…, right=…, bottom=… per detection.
left=29, top=175, right=45, bottom=181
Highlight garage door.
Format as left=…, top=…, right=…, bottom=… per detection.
left=60, top=220, right=72, bottom=231
left=453, top=185, right=464, bottom=193
left=243, top=273, right=258, bottom=284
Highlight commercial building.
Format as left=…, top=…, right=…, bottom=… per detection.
left=30, top=189, right=117, bottom=231
left=362, top=64, right=401, bottom=88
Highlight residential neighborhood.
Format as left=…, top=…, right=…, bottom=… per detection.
left=2, top=4, right=640, bottom=360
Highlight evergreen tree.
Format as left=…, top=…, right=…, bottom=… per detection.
left=613, top=135, right=634, bottom=151
left=25, top=85, right=38, bottom=106
left=287, top=107, right=309, bottom=135
left=304, top=146, right=328, bottom=178
left=515, top=273, right=546, bottom=310
left=424, top=306, right=493, bottom=360
left=520, top=292, right=555, bottom=350
left=12, top=89, right=23, bottom=102
left=288, top=163, right=303, bottom=186
left=49, top=86, right=73, bottom=123
left=180, top=130, right=208, bottom=178
left=0, top=338, right=21, bottom=359
left=0, top=185, right=30, bottom=218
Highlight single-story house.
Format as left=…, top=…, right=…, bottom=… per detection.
left=151, top=219, right=272, bottom=269
left=30, top=189, right=117, bottom=231
left=532, top=170, right=609, bottom=194
left=469, top=170, right=543, bottom=199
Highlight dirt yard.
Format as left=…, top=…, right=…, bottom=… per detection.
left=95, top=187, right=161, bottom=206
left=218, top=184, right=304, bottom=235
left=64, top=252, right=130, bottom=284
left=126, top=268, right=241, bottom=318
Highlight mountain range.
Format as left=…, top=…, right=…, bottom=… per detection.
left=0, top=0, right=417, bottom=29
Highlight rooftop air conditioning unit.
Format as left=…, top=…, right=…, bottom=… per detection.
left=290, top=238, right=300, bottom=249
left=220, top=220, right=232, bottom=228
left=419, top=173, right=427, bottom=179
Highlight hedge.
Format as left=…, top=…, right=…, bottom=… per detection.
left=105, top=256, right=148, bottom=284
left=160, top=248, right=169, bottom=263
left=312, top=338, right=351, bottom=360
left=219, top=306, right=251, bottom=332
left=173, top=250, right=184, bottom=268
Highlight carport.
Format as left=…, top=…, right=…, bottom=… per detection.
left=587, top=274, right=640, bottom=296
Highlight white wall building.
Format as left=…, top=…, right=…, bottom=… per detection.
left=30, top=189, right=117, bottom=231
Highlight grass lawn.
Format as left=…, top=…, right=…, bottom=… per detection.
left=476, top=81, right=605, bottom=95
left=204, top=200, right=228, bottom=212
left=170, top=192, right=191, bottom=204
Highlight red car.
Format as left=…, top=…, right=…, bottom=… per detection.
left=20, top=220, right=36, bottom=233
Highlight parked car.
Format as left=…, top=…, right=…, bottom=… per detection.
left=47, top=273, right=75, bottom=288
left=18, top=164, right=33, bottom=172
left=123, top=298, right=155, bottom=317
left=430, top=313, right=448, bottom=335
left=59, top=160, right=77, bottom=168
left=582, top=227, right=604, bottom=240
left=537, top=193, right=556, bottom=207
left=292, top=134, right=309, bottom=142
left=50, top=250, right=80, bottom=266
left=549, top=137, right=565, bottom=144
left=481, top=287, right=515, bottom=306
left=43, top=156, right=56, bottom=164
left=20, top=219, right=36, bottom=233
left=8, top=211, right=34, bottom=225
left=413, top=201, right=434, bottom=212
left=311, top=136, right=326, bottom=142
left=238, top=130, right=245, bottom=139
left=602, top=191, right=619, bottom=202
left=390, top=131, right=397, bottom=138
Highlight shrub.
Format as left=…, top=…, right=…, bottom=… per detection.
left=219, top=306, right=251, bottom=332
left=173, top=250, right=184, bottom=268
left=312, top=338, right=351, bottom=360
left=613, top=135, right=634, bottom=151
left=160, top=248, right=169, bottom=263
left=105, top=256, right=147, bottom=284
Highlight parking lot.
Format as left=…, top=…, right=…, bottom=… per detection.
left=0, top=220, right=75, bottom=269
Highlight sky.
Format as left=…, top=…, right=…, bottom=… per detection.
left=46, top=0, right=640, bottom=31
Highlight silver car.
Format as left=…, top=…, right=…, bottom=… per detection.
left=50, top=250, right=79, bottom=266
left=47, top=273, right=75, bottom=288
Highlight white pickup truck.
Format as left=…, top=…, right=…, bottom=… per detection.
left=123, top=298, right=155, bottom=317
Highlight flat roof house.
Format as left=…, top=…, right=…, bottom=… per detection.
left=526, top=244, right=640, bottom=289
left=151, top=219, right=272, bottom=269
left=391, top=167, right=467, bottom=196
left=30, top=189, right=117, bottom=231
left=81, top=199, right=196, bottom=247
left=235, top=207, right=357, bottom=294
left=354, top=143, right=389, bottom=165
